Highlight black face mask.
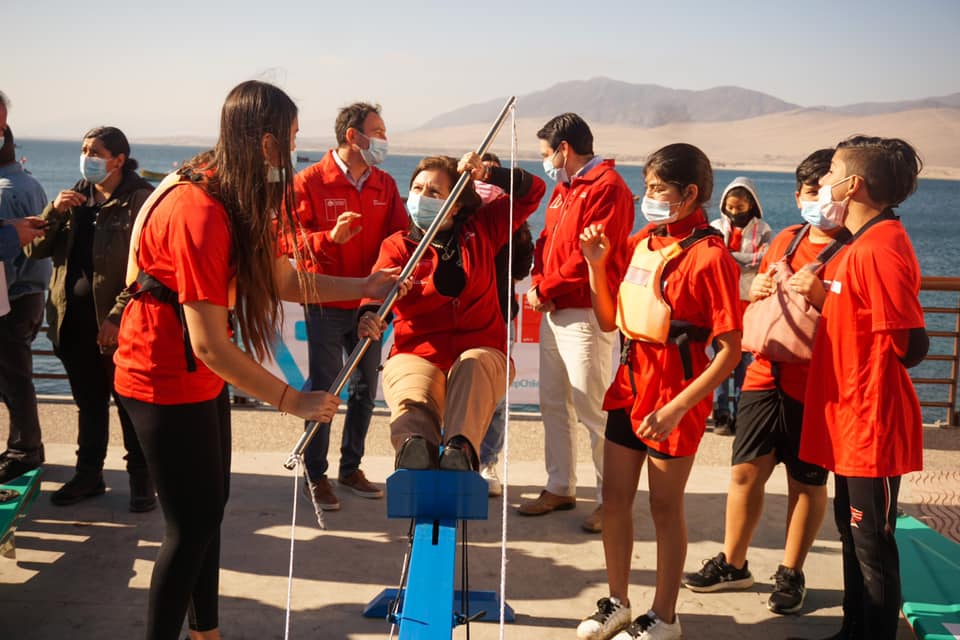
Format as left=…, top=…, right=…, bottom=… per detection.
left=728, top=211, right=754, bottom=228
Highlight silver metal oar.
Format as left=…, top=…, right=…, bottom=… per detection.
left=284, top=95, right=517, bottom=470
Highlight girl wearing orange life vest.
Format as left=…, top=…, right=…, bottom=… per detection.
left=575, top=143, right=742, bottom=640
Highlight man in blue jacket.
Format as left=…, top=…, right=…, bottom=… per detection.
left=0, top=105, right=51, bottom=484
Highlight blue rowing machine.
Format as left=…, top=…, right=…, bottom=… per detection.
left=363, top=469, right=514, bottom=639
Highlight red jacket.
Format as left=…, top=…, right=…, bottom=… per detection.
left=531, top=159, right=634, bottom=309
left=292, top=150, right=407, bottom=309
left=367, top=175, right=546, bottom=372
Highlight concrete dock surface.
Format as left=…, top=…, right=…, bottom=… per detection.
left=2, top=398, right=958, bottom=639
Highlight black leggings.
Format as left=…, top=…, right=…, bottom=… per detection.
left=120, top=387, right=231, bottom=639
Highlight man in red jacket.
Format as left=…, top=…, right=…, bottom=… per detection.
left=519, top=113, right=634, bottom=533
left=293, top=102, right=407, bottom=514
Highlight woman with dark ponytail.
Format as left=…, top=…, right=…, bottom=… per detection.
left=112, top=80, right=400, bottom=640
left=28, top=125, right=159, bottom=512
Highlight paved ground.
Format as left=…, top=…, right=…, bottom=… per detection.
left=1, top=398, right=957, bottom=639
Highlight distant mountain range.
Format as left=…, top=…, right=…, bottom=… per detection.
left=420, top=77, right=960, bottom=130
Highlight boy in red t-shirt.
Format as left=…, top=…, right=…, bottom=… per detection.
left=798, top=136, right=928, bottom=640
left=684, top=150, right=845, bottom=615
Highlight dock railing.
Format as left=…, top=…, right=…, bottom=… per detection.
left=28, top=277, right=960, bottom=425
left=916, top=276, right=960, bottom=427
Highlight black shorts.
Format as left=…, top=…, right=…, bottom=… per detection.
left=732, top=389, right=828, bottom=486
left=605, top=408, right=680, bottom=460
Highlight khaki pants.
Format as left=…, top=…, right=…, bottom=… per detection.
left=382, top=347, right=510, bottom=456
left=539, top=307, right=616, bottom=501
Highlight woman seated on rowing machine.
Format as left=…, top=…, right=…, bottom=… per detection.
left=358, top=152, right=545, bottom=471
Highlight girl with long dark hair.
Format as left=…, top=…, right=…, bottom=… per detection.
left=113, top=80, right=399, bottom=640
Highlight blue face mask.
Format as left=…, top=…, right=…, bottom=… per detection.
left=80, top=155, right=113, bottom=184
left=542, top=148, right=568, bottom=183
left=359, top=134, right=389, bottom=166
left=406, top=192, right=446, bottom=230
left=799, top=198, right=836, bottom=229
left=640, top=196, right=680, bottom=225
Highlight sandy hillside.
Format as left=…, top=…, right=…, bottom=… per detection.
left=387, top=107, right=960, bottom=179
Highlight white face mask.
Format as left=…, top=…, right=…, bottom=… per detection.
left=542, top=148, right=569, bottom=183
left=640, top=196, right=681, bottom=225
left=811, top=176, right=854, bottom=230
left=359, top=133, right=388, bottom=166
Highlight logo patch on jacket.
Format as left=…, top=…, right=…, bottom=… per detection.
left=324, top=198, right=348, bottom=223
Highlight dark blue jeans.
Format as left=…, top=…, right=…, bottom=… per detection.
left=714, top=347, right=752, bottom=419
left=479, top=398, right=506, bottom=466
left=302, top=306, right=381, bottom=481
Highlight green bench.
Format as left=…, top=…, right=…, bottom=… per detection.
left=0, top=468, right=42, bottom=559
left=899, top=514, right=960, bottom=639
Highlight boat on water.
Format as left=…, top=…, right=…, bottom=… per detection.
left=140, top=169, right=168, bottom=182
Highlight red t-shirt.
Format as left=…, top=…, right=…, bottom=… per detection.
left=800, top=218, right=924, bottom=477
left=603, top=209, right=742, bottom=457
left=114, top=184, right=235, bottom=404
left=742, top=225, right=842, bottom=400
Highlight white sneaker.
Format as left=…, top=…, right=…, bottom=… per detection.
left=480, top=463, right=502, bottom=497
left=612, top=610, right=681, bottom=640
left=576, top=596, right=632, bottom=640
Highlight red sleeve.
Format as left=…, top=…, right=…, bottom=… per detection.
left=856, top=231, right=924, bottom=332
left=537, top=183, right=632, bottom=301
left=359, top=233, right=407, bottom=308
left=164, top=189, right=233, bottom=306
left=695, top=243, right=743, bottom=338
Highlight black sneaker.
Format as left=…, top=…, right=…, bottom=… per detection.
left=682, top=552, right=754, bottom=592
left=768, top=564, right=806, bottom=614
left=0, top=456, right=41, bottom=485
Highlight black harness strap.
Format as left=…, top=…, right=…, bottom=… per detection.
left=126, top=168, right=208, bottom=374
left=132, top=271, right=198, bottom=373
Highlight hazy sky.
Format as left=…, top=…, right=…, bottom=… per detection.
left=6, top=0, right=959, bottom=141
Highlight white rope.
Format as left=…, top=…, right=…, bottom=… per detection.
left=283, top=458, right=302, bottom=640
left=497, top=104, right=518, bottom=639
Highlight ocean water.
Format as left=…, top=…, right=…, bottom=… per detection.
left=15, top=138, right=960, bottom=422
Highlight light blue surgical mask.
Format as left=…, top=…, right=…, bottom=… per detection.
left=80, top=154, right=113, bottom=184
left=799, top=198, right=836, bottom=230
left=640, top=196, right=680, bottom=225
left=406, top=192, right=446, bottom=230
left=542, top=148, right=568, bottom=183
left=359, top=134, right=389, bottom=166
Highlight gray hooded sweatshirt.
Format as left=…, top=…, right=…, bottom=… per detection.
left=710, top=176, right=772, bottom=301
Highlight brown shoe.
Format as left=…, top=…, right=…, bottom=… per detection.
left=304, top=476, right=340, bottom=511
left=517, top=489, right=576, bottom=516
left=582, top=505, right=603, bottom=533
left=339, top=469, right=383, bottom=499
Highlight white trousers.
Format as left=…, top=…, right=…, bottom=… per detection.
left=538, top=307, right=616, bottom=501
